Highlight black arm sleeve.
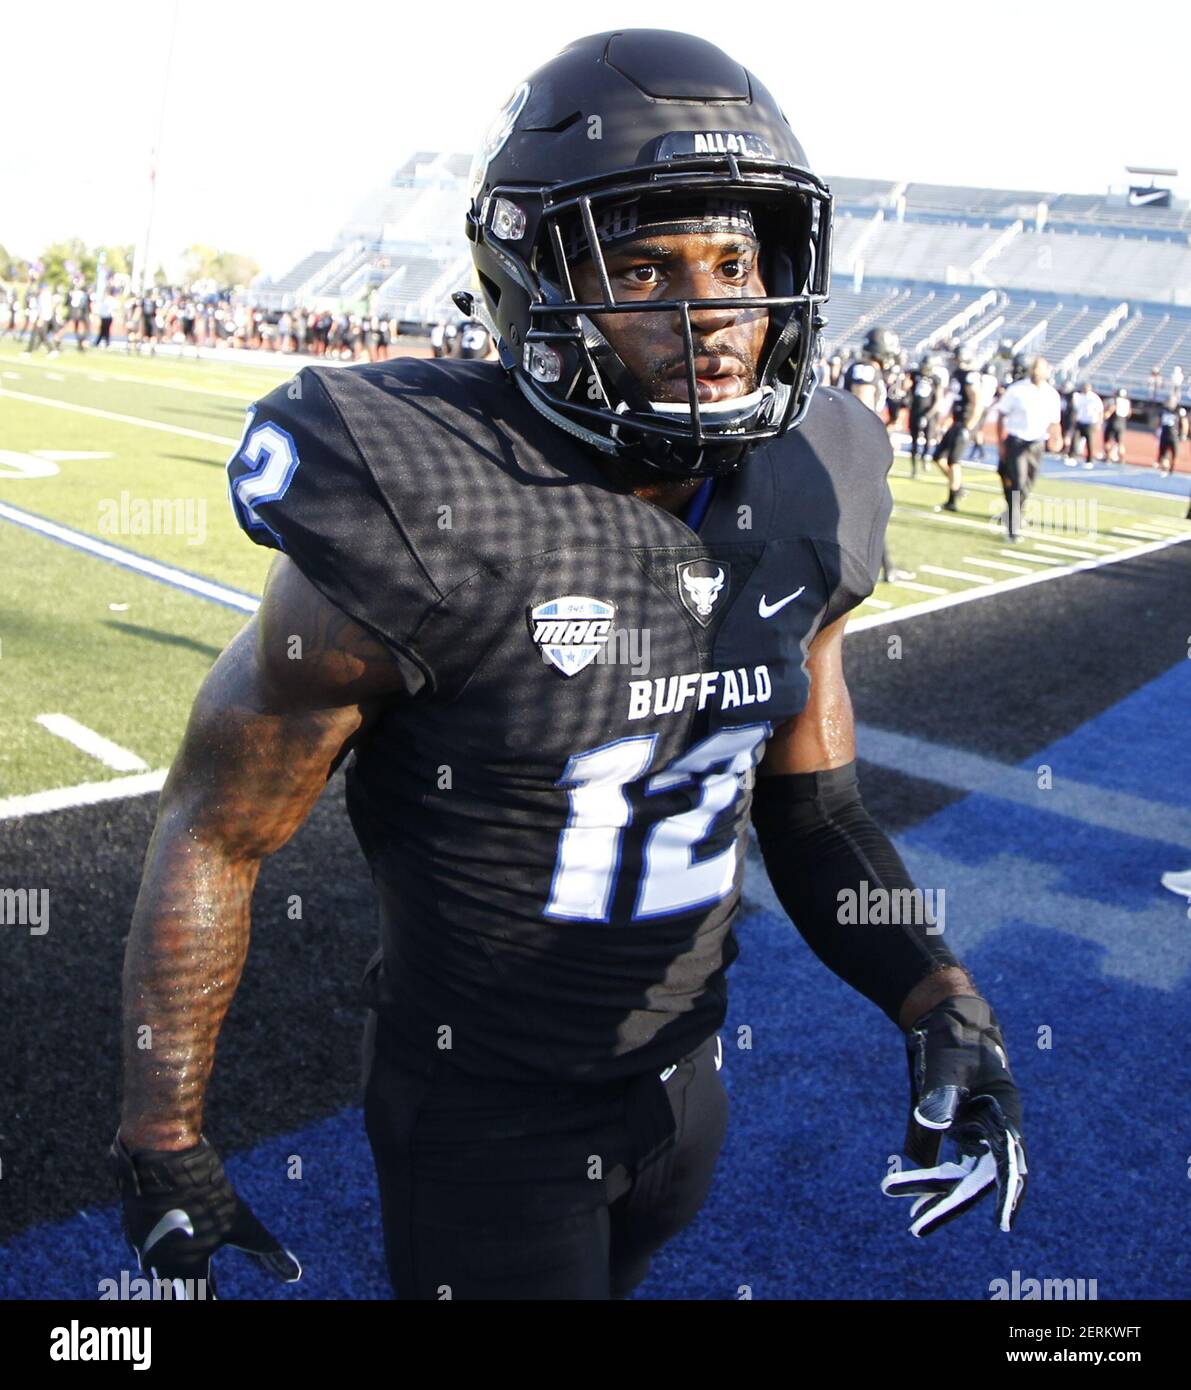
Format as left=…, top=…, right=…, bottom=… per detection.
left=750, top=761, right=965, bottom=1025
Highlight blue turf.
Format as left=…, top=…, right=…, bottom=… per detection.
left=6, top=663, right=1190, bottom=1299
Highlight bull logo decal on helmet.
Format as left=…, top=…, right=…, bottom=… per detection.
left=676, top=560, right=730, bottom=626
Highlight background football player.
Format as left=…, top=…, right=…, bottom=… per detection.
left=111, top=30, right=1026, bottom=1300
left=907, top=352, right=944, bottom=476
left=930, top=342, right=981, bottom=512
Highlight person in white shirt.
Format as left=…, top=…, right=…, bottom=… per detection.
left=989, top=355, right=1064, bottom=541
left=1104, top=387, right=1131, bottom=464
left=1066, top=381, right=1104, bottom=468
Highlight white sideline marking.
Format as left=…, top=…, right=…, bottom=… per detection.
left=961, top=555, right=1032, bottom=574
left=920, top=564, right=990, bottom=583
left=1112, top=526, right=1166, bottom=540
left=0, top=386, right=239, bottom=447
left=35, top=714, right=149, bottom=772
left=853, top=722, right=1191, bottom=853
left=0, top=770, right=166, bottom=820
left=857, top=596, right=892, bottom=610
left=2, top=370, right=21, bottom=379
left=0, top=500, right=261, bottom=613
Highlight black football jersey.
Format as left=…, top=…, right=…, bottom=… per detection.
left=227, top=360, right=892, bottom=1083
left=843, top=360, right=886, bottom=415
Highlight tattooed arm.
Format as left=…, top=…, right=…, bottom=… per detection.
left=118, top=554, right=418, bottom=1150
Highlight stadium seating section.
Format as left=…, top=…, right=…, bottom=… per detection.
left=251, top=154, right=1191, bottom=392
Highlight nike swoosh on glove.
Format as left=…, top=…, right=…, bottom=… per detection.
left=109, top=1133, right=301, bottom=1298
left=880, top=994, right=1027, bottom=1237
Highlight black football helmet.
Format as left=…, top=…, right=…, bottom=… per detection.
left=465, top=30, right=832, bottom=478
left=862, top=326, right=900, bottom=369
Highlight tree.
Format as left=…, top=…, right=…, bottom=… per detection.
left=180, top=243, right=259, bottom=291
left=38, top=238, right=99, bottom=288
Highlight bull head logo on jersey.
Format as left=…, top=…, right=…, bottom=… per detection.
left=676, top=560, right=730, bottom=627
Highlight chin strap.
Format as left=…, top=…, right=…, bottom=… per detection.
left=512, top=369, right=620, bottom=454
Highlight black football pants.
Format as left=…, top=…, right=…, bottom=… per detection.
left=362, top=1017, right=729, bottom=1299
left=999, top=436, right=1045, bottom=536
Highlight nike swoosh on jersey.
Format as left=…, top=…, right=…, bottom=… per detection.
left=143, top=1208, right=196, bottom=1253
left=758, top=587, right=806, bottom=618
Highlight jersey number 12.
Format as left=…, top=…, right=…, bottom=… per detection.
left=545, top=722, right=770, bottom=922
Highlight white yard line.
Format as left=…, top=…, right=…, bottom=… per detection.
left=1046, top=536, right=1125, bottom=552
left=849, top=530, right=1191, bottom=632
left=0, top=386, right=240, bottom=447
left=35, top=714, right=148, bottom=772
left=1112, top=526, right=1173, bottom=540
left=999, top=549, right=1055, bottom=564
left=0, top=770, right=167, bottom=820
left=961, top=555, right=1033, bottom=574
left=891, top=505, right=1004, bottom=533
left=919, top=564, right=990, bottom=583
left=883, top=579, right=949, bottom=595
left=1125, top=523, right=1178, bottom=537
left=1028, top=542, right=1101, bottom=560
left=10, top=354, right=261, bottom=402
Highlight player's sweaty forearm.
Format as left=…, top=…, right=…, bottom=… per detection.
left=118, top=822, right=259, bottom=1150
left=115, top=560, right=412, bottom=1150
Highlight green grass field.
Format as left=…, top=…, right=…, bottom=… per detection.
left=1, top=338, right=1188, bottom=800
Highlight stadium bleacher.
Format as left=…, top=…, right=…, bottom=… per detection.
left=901, top=182, right=1050, bottom=215
left=846, top=220, right=1007, bottom=283
left=981, top=230, right=1191, bottom=302
left=1082, top=307, right=1191, bottom=393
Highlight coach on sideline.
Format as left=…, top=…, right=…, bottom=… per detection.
left=990, top=356, right=1064, bottom=542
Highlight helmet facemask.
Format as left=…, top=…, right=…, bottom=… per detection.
left=476, top=153, right=832, bottom=478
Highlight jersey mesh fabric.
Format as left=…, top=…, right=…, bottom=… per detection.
left=227, top=360, right=892, bottom=1082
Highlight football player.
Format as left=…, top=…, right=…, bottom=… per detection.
left=1156, top=392, right=1187, bottom=473
left=907, top=353, right=943, bottom=476
left=1066, top=380, right=1103, bottom=468
left=931, top=343, right=981, bottom=511
left=843, top=326, right=899, bottom=414
left=1104, top=387, right=1131, bottom=464
left=884, top=352, right=909, bottom=436
left=111, top=30, right=1026, bottom=1300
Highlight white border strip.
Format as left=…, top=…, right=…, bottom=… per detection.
left=850, top=529, right=1191, bottom=632
left=0, top=501, right=261, bottom=613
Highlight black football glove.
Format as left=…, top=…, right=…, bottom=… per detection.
left=109, top=1133, right=302, bottom=1298
left=880, top=994, right=1027, bottom=1237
